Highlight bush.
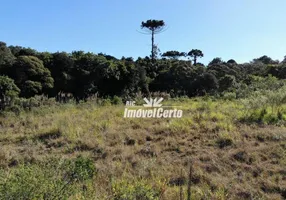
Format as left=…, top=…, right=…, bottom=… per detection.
left=222, top=92, right=236, bottom=100
left=3, top=95, right=57, bottom=114
left=5, top=105, right=22, bottom=115
left=112, top=179, right=161, bottom=200
left=236, top=75, right=286, bottom=99
left=66, top=156, right=96, bottom=182
left=100, top=98, right=112, bottom=106
left=112, top=96, right=123, bottom=105
left=0, top=76, right=20, bottom=110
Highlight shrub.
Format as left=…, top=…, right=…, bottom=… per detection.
left=4, top=95, right=57, bottom=113
left=0, top=76, right=20, bottom=110
left=112, top=96, right=123, bottom=105
left=66, top=156, right=96, bottom=182
left=112, top=179, right=161, bottom=200
left=222, top=92, right=236, bottom=100
left=100, top=98, right=112, bottom=106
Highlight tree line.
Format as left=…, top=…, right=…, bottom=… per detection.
left=1, top=20, right=286, bottom=107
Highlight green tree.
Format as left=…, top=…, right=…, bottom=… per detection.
left=219, top=75, right=237, bottom=92
left=10, top=56, right=54, bottom=97
left=0, top=76, right=20, bottom=109
left=187, top=49, right=204, bottom=66
left=150, top=60, right=203, bottom=96
left=253, top=55, right=278, bottom=65
left=227, top=59, right=237, bottom=65
left=0, top=42, right=15, bottom=74
left=47, top=52, right=74, bottom=97
left=209, top=57, right=223, bottom=66
left=282, top=56, right=286, bottom=64
left=141, top=19, right=166, bottom=61
left=193, top=73, right=219, bottom=95
left=162, top=51, right=185, bottom=59
left=9, top=46, right=38, bottom=57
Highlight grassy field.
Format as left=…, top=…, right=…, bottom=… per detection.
left=0, top=97, right=286, bottom=199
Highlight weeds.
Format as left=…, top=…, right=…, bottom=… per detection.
left=0, top=97, right=286, bottom=199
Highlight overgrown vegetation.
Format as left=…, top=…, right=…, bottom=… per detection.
left=1, top=39, right=286, bottom=107
left=0, top=94, right=285, bottom=199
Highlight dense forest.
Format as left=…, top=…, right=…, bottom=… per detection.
left=1, top=39, right=286, bottom=107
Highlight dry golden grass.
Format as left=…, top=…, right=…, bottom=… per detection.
left=0, top=98, right=285, bottom=199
